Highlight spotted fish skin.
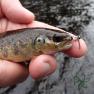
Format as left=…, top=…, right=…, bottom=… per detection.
left=0, top=28, right=73, bottom=62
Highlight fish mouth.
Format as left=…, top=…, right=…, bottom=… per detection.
left=44, top=42, right=72, bottom=54
left=52, top=33, right=73, bottom=50
left=43, top=41, right=72, bottom=54
left=54, top=41, right=72, bottom=50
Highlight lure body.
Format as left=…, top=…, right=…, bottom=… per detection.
left=0, top=28, right=73, bottom=62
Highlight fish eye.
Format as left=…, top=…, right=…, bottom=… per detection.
left=36, top=36, right=45, bottom=44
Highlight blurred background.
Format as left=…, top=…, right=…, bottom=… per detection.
left=0, top=0, right=94, bottom=94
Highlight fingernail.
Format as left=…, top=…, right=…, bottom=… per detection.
left=33, top=61, right=51, bottom=79
left=30, top=61, right=51, bottom=79
left=40, top=62, right=51, bottom=76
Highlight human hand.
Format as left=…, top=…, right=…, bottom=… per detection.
left=0, top=0, right=87, bottom=87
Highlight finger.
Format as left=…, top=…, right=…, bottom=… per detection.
left=29, top=55, right=57, bottom=79
left=1, top=0, right=35, bottom=23
left=0, top=60, right=28, bottom=87
left=0, top=7, right=4, bottom=18
left=0, top=18, right=29, bottom=33
left=63, top=39, right=87, bottom=58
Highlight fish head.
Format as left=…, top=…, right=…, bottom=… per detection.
left=34, top=32, right=73, bottom=54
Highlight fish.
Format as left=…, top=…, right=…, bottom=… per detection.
left=0, top=27, right=74, bottom=62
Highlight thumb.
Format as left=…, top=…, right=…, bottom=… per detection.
left=1, top=0, right=35, bottom=23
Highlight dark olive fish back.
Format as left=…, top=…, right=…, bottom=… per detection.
left=0, top=28, right=67, bottom=46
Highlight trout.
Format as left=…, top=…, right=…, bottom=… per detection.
left=0, top=28, right=73, bottom=62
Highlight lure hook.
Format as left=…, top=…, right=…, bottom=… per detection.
left=74, top=35, right=81, bottom=49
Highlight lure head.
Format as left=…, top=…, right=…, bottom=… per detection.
left=34, top=32, right=73, bottom=54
